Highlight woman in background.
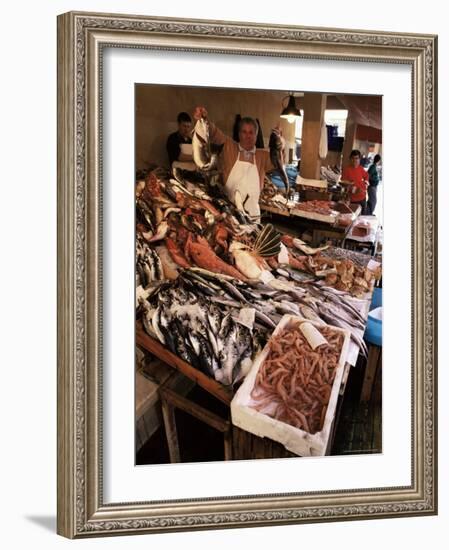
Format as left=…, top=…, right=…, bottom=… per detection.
left=342, top=149, right=370, bottom=214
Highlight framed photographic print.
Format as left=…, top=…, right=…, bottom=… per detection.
left=57, top=11, right=437, bottom=538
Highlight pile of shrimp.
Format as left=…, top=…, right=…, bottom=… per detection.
left=250, top=325, right=344, bottom=434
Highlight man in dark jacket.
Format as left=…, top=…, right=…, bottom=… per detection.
left=367, top=154, right=381, bottom=215
left=166, top=112, right=194, bottom=170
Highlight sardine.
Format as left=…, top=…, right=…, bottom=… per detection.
left=171, top=320, right=197, bottom=365
left=136, top=198, right=155, bottom=231
left=210, top=296, right=241, bottom=308
left=218, top=313, right=233, bottom=344
left=207, top=306, right=223, bottom=336
left=152, top=247, right=164, bottom=280
left=300, top=305, right=326, bottom=325
left=183, top=270, right=222, bottom=291
left=151, top=307, right=166, bottom=345
left=220, top=279, right=249, bottom=303
left=136, top=260, right=147, bottom=287
left=317, top=305, right=368, bottom=356
left=218, top=339, right=239, bottom=386
left=190, top=266, right=237, bottom=282
left=254, top=309, right=277, bottom=329
left=276, top=301, right=300, bottom=315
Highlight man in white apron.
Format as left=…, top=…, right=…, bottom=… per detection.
left=193, top=107, right=279, bottom=222
left=225, top=122, right=261, bottom=219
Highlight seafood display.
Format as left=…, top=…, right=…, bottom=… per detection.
left=250, top=322, right=346, bottom=434
left=321, top=246, right=375, bottom=268
left=135, top=165, right=381, bottom=390
left=279, top=235, right=380, bottom=298
left=259, top=182, right=356, bottom=228
left=139, top=273, right=271, bottom=387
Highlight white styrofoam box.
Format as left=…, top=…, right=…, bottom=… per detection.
left=290, top=208, right=338, bottom=224
left=231, top=315, right=351, bottom=457
left=296, top=176, right=328, bottom=189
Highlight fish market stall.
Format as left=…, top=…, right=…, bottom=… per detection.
left=260, top=176, right=361, bottom=244
left=261, top=199, right=361, bottom=247
left=135, top=156, right=381, bottom=459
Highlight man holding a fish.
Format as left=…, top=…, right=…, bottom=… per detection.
left=192, top=106, right=288, bottom=220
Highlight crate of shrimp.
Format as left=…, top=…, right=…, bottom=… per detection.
left=231, top=315, right=351, bottom=457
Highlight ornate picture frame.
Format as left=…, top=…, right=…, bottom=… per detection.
left=57, top=11, right=437, bottom=538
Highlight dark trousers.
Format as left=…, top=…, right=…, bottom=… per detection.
left=367, top=185, right=378, bottom=215
left=351, top=199, right=367, bottom=215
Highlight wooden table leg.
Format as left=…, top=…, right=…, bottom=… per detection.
left=328, top=363, right=352, bottom=454
left=360, top=345, right=382, bottom=403
left=160, top=399, right=181, bottom=463
left=224, top=428, right=233, bottom=461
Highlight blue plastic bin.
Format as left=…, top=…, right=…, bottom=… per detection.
left=370, top=287, right=382, bottom=311
left=364, top=307, right=382, bottom=347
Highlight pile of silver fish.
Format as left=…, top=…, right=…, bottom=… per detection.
left=136, top=235, right=164, bottom=286
left=179, top=267, right=368, bottom=344
left=140, top=274, right=269, bottom=387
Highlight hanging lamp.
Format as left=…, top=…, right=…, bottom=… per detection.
left=280, top=94, right=301, bottom=123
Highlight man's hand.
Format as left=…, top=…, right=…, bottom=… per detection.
left=193, top=106, right=208, bottom=120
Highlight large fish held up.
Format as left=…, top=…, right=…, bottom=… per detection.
left=192, top=117, right=218, bottom=172
left=269, top=128, right=290, bottom=198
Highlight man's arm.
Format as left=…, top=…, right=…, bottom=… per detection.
left=208, top=122, right=230, bottom=146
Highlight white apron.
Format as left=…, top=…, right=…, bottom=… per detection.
left=225, top=152, right=261, bottom=219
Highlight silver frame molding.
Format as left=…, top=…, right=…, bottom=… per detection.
left=57, top=11, right=438, bottom=538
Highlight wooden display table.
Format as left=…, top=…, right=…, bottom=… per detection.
left=136, top=321, right=350, bottom=460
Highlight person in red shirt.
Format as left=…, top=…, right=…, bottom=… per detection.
left=342, top=149, right=369, bottom=214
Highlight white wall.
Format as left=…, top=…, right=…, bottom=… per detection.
left=1, top=1, right=446, bottom=549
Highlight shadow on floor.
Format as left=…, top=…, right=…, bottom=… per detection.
left=24, top=515, right=56, bottom=533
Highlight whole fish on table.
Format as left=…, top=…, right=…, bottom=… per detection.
left=192, top=117, right=218, bottom=172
